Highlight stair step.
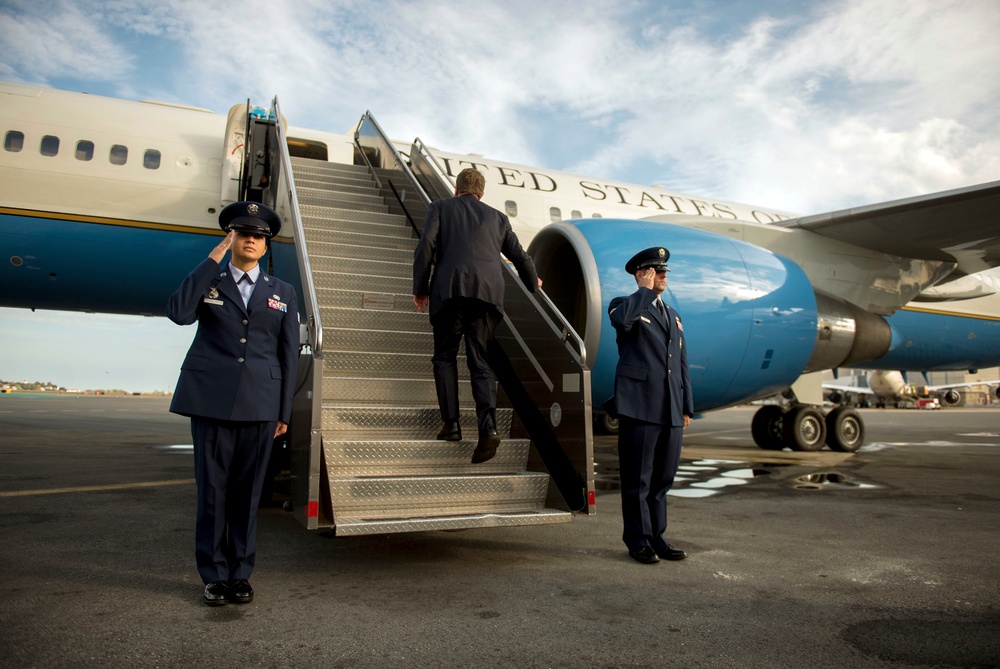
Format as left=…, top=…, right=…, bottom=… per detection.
left=331, top=509, right=572, bottom=536
left=308, top=251, right=413, bottom=274
left=297, top=187, right=386, bottom=211
left=322, top=350, right=465, bottom=380
left=320, top=406, right=511, bottom=438
left=323, top=438, right=530, bottom=476
left=305, top=229, right=416, bottom=251
left=303, top=219, right=413, bottom=241
left=319, top=305, right=427, bottom=332
left=322, top=376, right=473, bottom=405
left=314, top=285, right=412, bottom=310
left=327, top=472, right=552, bottom=521
left=321, top=327, right=430, bottom=355
left=299, top=203, right=407, bottom=228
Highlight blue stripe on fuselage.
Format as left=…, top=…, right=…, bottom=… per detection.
left=1, top=213, right=299, bottom=315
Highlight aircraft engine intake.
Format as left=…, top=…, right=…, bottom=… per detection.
left=803, top=290, right=893, bottom=373
left=528, top=219, right=821, bottom=413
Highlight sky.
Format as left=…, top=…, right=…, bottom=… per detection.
left=1, top=0, right=999, bottom=391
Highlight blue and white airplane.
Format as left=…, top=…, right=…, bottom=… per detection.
left=2, top=81, right=999, bottom=453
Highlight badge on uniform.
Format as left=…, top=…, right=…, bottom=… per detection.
left=208, top=287, right=219, bottom=299
left=268, top=298, right=288, bottom=312
left=640, top=316, right=651, bottom=324
left=675, top=317, right=683, bottom=332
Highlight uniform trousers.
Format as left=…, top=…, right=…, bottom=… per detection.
left=618, top=416, right=684, bottom=552
left=191, top=417, right=275, bottom=584
left=431, top=297, right=500, bottom=434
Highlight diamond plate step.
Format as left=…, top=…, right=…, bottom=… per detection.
left=332, top=509, right=572, bottom=536
left=328, top=472, right=551, bottom=521
left=321, top=328, right=430, bottom=355
left=323, top=350, right=466, bottom=380
left=320, top=406, right=511, bottom=439
left=323, top=438, right=530, bottom=476
left=315, top=286, right=413, bottom=310
left=322, top=376, right=473, bottom=405
left=320, top=305, right=427, bottom=332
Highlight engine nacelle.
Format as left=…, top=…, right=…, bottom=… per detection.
left=940, top=388, right=963, bottom=406
left=528, top=219, right=820, bottom=412
left=804, top=290, right=893, bottom=372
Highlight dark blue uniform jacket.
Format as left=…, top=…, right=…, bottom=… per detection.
left=606, top=287, right=694, bottom=427
left=167, top=258, right=299, bottom=423
left=413, top=194, right=537, bottom=318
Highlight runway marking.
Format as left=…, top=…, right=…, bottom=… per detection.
left=0, top=478, right=193, bottom=498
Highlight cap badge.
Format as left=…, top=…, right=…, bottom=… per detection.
left=247, top=203, right=259, bottom=216
left=658, top=248, right=666, bottom=258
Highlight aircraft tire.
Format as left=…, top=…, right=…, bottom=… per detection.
left=825, top=406, right=864, bottom=452
left=596, top=412, right=619, bottom=435
left=783, top=406, right=827, bottom=451
left=751, top=405, right=785, bottom=450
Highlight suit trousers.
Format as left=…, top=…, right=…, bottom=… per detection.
left=618, top=416, right=684, bottom=552
left=191, top=417, right=275, bottom=584
left=431, top=297, right=500, bottom=434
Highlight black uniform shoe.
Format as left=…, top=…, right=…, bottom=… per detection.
left=228, top=579, right=254, bottom=604
left=471, top=430, right=501, bottom=463
left=655, top=544, right=687, bottom=561
left=203, top=581, right=229, bottom=606
left=628, top=546, right=660, bottom=564
left=436, top=421, right=462, bottom=441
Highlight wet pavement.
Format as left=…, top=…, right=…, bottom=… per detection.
left=2, top=396, right=999, bottom=668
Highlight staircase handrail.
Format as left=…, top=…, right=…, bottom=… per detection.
left=354, top=111, right=431, bottom=208
left=271, top=97, right=323, bottom=357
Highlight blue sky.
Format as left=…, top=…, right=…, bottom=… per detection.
left=1, top=0, right=999, bottom=391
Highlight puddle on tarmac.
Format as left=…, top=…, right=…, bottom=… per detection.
left=793, top=471, right=880, bottom=490
left=594, top=455, right=882, bottom=497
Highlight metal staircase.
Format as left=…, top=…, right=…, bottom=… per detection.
left=247, top=99, right=594, bottom=536
left=288, top=157, right=573, bottom=534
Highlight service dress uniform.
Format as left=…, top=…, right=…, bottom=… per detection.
left=167, top=202, right=299, bottom=601
left=605, top=247, right=694, bottom=563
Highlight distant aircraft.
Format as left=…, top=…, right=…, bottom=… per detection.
left=824, top=370, right=1000, bottom=408
left=2, top=81, right=999, bottom=456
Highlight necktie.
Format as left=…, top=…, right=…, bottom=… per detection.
left=656, top=299, right=666, bottom=319
left=238, top=273, right=254, bottom=307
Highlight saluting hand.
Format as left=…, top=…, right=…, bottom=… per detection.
left=636, top=268, right=656, bottom=289
left=209, top=231, right=235, bottom=263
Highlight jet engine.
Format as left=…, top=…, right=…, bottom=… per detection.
left=528, top=219, right=890, bottom=452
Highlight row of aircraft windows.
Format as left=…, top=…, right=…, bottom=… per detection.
left=3, top=130, right=162, bottom=169
left=504, top=200, right=603, bottom=221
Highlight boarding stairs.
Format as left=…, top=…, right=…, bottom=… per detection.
left=248, top=102, right=594, bottom=536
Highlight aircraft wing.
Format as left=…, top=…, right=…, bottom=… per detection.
left=822, top=383, right=875, bottom=395
left=778, top=181, right=1000, bottom=275
left=926, top=380, right=1000, bottom=392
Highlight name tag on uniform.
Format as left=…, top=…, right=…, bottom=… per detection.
left=203, top=298, right=224, bottom=306
left=640, top=316, right=651, bottom=323
left=268, top=298, right=288, bottom=312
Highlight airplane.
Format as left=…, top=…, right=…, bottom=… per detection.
left=2, top=81, right=1000, bottom=462
left=824, top=369, right=1000, bottom=409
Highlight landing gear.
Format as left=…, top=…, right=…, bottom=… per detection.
left=825, top=406, right=864, bottom=452
left=783, top=406, right=827, bottom=451
left=751, top=404, right=865, bottom=452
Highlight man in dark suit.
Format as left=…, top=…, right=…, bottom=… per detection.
left=168, top=201, right=299, bottom=605
left=605, top=247, right=693, bottom=564
left=413, top=168, right=540, bottom=464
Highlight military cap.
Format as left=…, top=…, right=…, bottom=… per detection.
left=625, top=246, right=670, bottom=274
left=218, top=201, right=281, bottom=238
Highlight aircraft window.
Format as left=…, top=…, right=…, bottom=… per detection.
left=592, top=213, right=603, bottom=218
left=76, top=140, right=94, bottom=161
left=549, top=207, right=562, bottom=222
left=109, top=144, right=128, bottom=165
left=4, top=131, right=24, bottom=152
left=143, top=149, right=161, bottom=169
left=571, top=210, right=582, bottom=219
left=40, top=135, right=60, bottom=157
left=505, top=200, right=518, bottom=217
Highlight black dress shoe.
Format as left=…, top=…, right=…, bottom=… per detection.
left=471, top=430, right=501, bottom=463
left=655, top=544, right=688, bottom=561
left=436, top=421, right=462, bottom=441
left=228, top=579, right=254, bottom=604
left=203, top=581, right=229, bottom=606
left=628, top=546, right=660, bottom=564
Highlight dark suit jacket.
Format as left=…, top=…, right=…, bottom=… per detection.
left=167, top=258, right=299, bottom=423
left=413, top=194, right=538, bottom=318
left=605, top=287, right=693, bottom=427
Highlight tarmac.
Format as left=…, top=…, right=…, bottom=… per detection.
left=1, top=395, right=999, bottom=668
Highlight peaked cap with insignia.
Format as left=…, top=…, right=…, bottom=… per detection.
left=218, top=201, right=281, bottom=238
left=625, top=246, right=670, bottom=274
